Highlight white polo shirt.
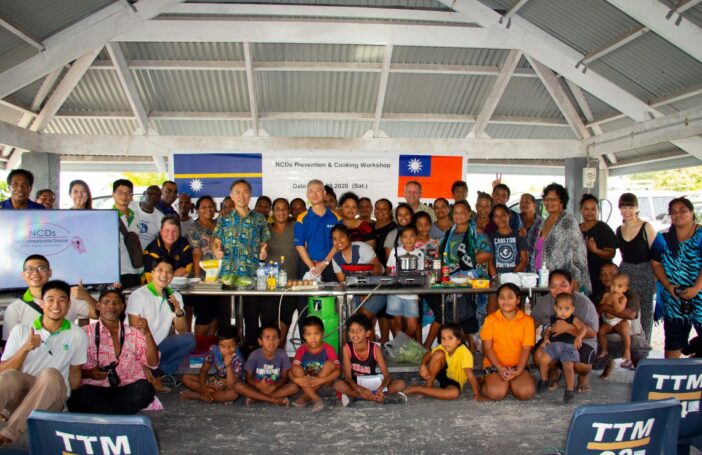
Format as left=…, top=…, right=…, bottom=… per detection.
left=125, top=283, right=183, bottom=345
left=2, top=290, right=91, bottom=341
left=1, top=317, right=88, bottom=391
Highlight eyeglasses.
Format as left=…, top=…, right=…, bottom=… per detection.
left=24, top=265, right=49, bottom=274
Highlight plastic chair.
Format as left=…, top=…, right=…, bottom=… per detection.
left=564, top=398, right=681, bottom=455
left=26, top=410, right=158, bottom=455
left=631, top=358, right=702, bottom=453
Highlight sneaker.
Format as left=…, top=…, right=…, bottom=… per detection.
left=537, top=379, right=549, bottom=394
left=340, top=393, right=351, bottom=408
left=161, top=374, right=181, bottom=389
left=396, top=392, right=408, bottom=403
left=563, top=389, right=575, bottom=404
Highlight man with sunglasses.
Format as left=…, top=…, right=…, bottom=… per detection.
left=2, top=255, right=97, bottom=343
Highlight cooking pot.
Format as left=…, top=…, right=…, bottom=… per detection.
left=398, top=253, right=419, bottom=272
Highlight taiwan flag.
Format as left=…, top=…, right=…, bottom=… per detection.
left=173, top=153, right=263, bottom=197
left=397, top=154, right=463, bottom=198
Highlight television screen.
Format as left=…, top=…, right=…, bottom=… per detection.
left=0, top=210, right=120, bottom=291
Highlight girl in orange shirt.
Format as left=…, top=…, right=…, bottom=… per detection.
left=480, top=283, right=536, bottom=401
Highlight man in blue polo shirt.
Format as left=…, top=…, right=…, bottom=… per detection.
left=1, top=169, right=45, bottom=210
left=294, top=179, right=341, bottom=283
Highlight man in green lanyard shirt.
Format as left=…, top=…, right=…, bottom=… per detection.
left=0, top=280, right=88, bottom=445
left=2, top=255, right=97, bottom=343
left=113, top=179, right=143, bottom=288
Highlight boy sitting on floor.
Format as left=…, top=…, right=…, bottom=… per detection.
left=289, top=316, right=340, bottom=412
left=334, top=314, right=406, bottom=406
left=239, top=324, right=298, bottom=406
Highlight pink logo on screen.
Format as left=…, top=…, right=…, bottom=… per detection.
left=12, top=223, right=73, bottom=256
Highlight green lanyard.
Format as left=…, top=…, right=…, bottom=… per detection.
left=146, top=282, right=175, bottom=312
left=32, top=316, right=71, bottom=337
left=113, top=205, right=135, bottom=226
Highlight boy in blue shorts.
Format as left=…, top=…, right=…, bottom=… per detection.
left=290, top=316, right=340, bottom=412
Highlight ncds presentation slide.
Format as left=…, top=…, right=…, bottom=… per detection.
left=0, top=210, right=120, bottom=290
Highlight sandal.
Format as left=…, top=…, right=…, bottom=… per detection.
left=548, top=371, right=563, bottom=391
left=576, top=383, right=591, bottom=393
left=620, top=359, right=634, bottom=370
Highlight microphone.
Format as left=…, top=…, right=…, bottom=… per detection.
left=162, top=288, right=175, bottom=312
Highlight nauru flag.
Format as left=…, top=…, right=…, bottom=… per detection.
left=397, top=154, right=463, bottom=198
left=173, top=153, right=263, bottom=197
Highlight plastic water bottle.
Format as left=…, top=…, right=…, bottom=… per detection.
left=278, top=256, right=288, bottom=288
left=538, top=261, right=549, bottom=288
left=256, top=263, right=267, bottom=290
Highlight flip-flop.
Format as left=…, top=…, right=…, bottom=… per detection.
left=548, top=371, right=563, bottom=391
left=620, top=359, right=634, bottom=369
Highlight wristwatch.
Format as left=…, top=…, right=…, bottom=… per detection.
left=175, top=310, right=185, bottom=317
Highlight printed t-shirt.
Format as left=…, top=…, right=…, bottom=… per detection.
left=244, top=348, right=290, bottom=384
left=489, top=229, right=527, bottom=274
left=293, top=343, right=340, bottom=376
left=206, top=344, right=244, bottom=379
left=480, top=310, right=535, bottom=368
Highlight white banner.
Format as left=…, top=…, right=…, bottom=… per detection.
left=262, top=151, right=398, bottom=203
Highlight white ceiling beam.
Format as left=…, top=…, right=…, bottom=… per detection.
left=242, top=42, right=259, bottom=136
left=90, top=59, right=539, bottom=77
left=0, top=16, right=44, bottom=51
left=164, top=3, right=476, bottom=24
left=30, top=48, right=101, bottom=133
left=153, top=156, right=167, bottom=173
left=584, top=105, right=702, bottom=157
left=526, top=56, right=590, bottom=140
left=500, top=0, right=530, bottom=25
left=566, top=79, right=616, bottom=163
left=436, top=0, right=656, bottom=122
left=372, top=45, right=393, bottom=138
left=579, top=26, right=648, bottom=66
left=469, top=49, right=522, bottom=138
left=32, top=133, right=583, bottom=160
left=105, top=42, right=150, bottom=134
left=675, top=0, right=702, bottom=13
left=116, top=20, right=513, bottom=49
left=0, top=121, right=40, bottom=151
left=605, top=0, right=702, bottom=64
left=53, top=110, right=570, bottom=127
left=0, top=0, right=185, bottom=99
left=5, top=68, right=64, bottom=168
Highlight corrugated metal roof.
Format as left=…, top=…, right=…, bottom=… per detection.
left=682, top=3, right=702, bottom=28
left=613, top=142, right=682, bottom=161
left=135, top=69, right=250, bottom=112
left=392, top=47, right=508, bottom=66
left=188, top=0, right=450, bottom=8
left=0, top=0, right=114, bottom=42
left=62, top=70, right=131, bottom=111
left=0, top=104, right=22, bottom=125
left=5, top=77, right=46, bottom=110
left=517, top=0, right=640, bottom=54
left=380, top=121, right=473, bottom=138
left=581, top=89, right=618, bottom=119
left=121, top=42, right=245, bottom=61
left=0, top=29, right=36, bottom=74
left=261, top=119, right=371, bottom=137
left=493, top=77, right=563, bottom=118
left=383, top=74, right=493, bottom=114
left=150, top=119, right=250, bottom=136
left=485, top=124, right=577, bottom=139
left=254, top=43, right=383, bottom=63
left=44, top=117, right=138, bottom=135
left=256, top=72, right=378, bottom=112
left=590, top=32, right=702, bottom=101
left=599, top=116, right=635, bottom=133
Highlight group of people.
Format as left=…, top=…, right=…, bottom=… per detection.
left=0, top=166, right=700, bottom=445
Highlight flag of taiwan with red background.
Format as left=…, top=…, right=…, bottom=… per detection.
left=397, top=154, right=464, bottom=198
left=173, top=153, right=263, bottom=197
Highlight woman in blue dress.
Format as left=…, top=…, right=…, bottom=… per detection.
left=651, top=197, right=702, bottom=358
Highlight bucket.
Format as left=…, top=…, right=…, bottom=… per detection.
left=307, top=296, right=339, bottom=354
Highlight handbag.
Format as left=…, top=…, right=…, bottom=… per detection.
left=118, top=218, right=144, bottom=268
